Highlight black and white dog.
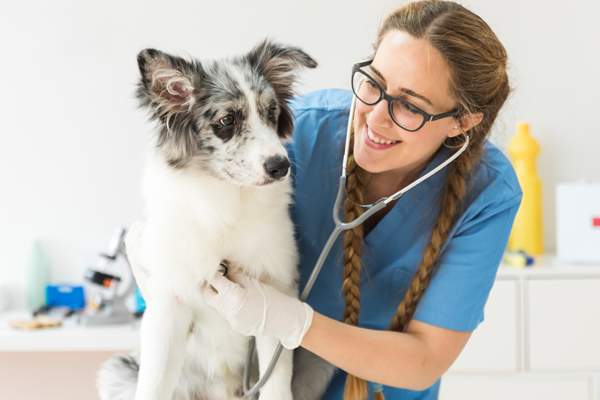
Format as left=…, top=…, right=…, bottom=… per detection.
left=96, top=41, right=335, bottom=400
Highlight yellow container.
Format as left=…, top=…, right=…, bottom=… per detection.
left=507, top=123, right=544, bottom=255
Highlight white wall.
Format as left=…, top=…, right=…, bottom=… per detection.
left=1, top=0, right=598, bottom=305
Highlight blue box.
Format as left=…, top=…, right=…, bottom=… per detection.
left=134, top=285, right=146, bottom=312
left=46, top=284, right=85, bottom=310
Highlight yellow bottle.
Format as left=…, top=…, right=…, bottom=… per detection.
left=507, top=123, right=544, bottom=255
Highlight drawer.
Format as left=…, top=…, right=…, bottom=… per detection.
left=448, top=280, right=519, bottom=373
left=528, top=279, right=600, bottom=371
left=440, top=375, right=591, bottom=400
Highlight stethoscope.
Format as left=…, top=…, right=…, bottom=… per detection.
left=243, top=95, right=469, bottom=397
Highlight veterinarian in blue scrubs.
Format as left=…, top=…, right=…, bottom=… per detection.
left=204, top=1, right=521, bottom=399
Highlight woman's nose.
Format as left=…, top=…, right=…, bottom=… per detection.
left=367, top=99, right=393, bottom=128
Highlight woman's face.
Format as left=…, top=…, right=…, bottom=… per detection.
left=353, top=30, right=462, bottom=176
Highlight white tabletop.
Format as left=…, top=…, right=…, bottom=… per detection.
left=0, top=311, right=140, bottom=352
left=497, top=254, right=600, bottom=279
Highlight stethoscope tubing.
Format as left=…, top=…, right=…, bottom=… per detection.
left=243, top=175, right=387, bottom=397
left=243, top=94, right=469, bottom=397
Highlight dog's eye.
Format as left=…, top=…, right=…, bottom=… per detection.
left=220, top=115, right=235, bottom=126
left=268, top=107, right=276, bottom=120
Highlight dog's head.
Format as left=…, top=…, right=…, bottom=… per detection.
left=136, top=40, right=317, bottom=186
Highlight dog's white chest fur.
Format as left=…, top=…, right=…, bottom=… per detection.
left=135, top=155, right=299, bottom=399
left=141, top=155, right=299, bottom=296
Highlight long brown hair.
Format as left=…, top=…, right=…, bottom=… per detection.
left=341, top=1, right=510, bottom=399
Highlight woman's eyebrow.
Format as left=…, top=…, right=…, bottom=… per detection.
left=370, top=65, right=434, bottom=107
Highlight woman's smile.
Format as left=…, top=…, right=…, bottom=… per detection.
left=363, top=123, right=402, bottom=149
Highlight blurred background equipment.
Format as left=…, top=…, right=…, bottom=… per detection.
left=503, top=250, right=535, bottom=268
left=0, top=286, right=9, bottom=312
left=25, top=240, right=49, bottom=310
left=556, top=180, right=600, bottom=263
left=507, top=122, right=544, bottom=256
left=84, top=226, right=137, bottom=325
left=9, top=314, right=62, bottom=330
left=46, top=284, right=85, bottom=311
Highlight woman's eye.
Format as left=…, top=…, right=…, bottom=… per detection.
left=367, top=80, right=378, bottom=90
left=220, top=115, right=235, bottom=126
left=403, top=102, right=420, bottom=115
left=268, top=107, right=276, bottom=120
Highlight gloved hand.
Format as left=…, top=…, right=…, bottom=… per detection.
left=201, top=271, right=314, bottom=350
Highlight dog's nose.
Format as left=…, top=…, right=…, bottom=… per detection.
left=263, top=156, right=290, bottom=179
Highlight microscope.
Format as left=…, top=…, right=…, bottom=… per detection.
left=83, top=227, right=138, bottom=325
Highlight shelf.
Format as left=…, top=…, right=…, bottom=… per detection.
left=0, top=311, right=140, bottom=352
left=497, top=255, right=600, bottom=279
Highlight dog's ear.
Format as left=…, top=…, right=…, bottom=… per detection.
left=136, top=48, right=199, bottom=117
left=136, top=49, right=202, bottom=168
left=246, top=40, right=317, bottom=138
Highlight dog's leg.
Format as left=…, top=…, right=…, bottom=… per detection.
left=254, top=335, right=294, bottom=400
left=135, top=297, right=192, bottom=400
left=291, top=347, right=336, bottom=400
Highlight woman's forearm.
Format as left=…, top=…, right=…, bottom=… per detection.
left=300, top=311, right=450, bottom=391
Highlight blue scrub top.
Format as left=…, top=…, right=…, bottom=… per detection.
left=287, top=89, right=522, bottom=400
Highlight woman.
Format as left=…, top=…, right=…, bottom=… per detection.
left=170, top=1, right=520, bottom=399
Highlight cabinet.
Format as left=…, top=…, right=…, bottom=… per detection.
left=0, top=312, right=139, bottom=400
left=441, top=259, right=600, bottom=400
left=528, top=279, right=600, bottom=371
left=441, top=375, right=592, bottom=400
left=448, top=280, right=519, bottom=373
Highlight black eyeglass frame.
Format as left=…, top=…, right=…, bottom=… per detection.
left=352, top=60, right=460, bottom=132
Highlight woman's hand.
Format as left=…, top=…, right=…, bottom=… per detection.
left=201, top=271, right=313, bottom=350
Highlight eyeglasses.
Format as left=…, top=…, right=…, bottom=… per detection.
left=351, top=60, right=460, bottom=132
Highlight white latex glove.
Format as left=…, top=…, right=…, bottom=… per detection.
left=202, top=271, right=314, bottom=350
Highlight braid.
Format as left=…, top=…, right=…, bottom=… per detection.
left=342, top=132, right=367, bottom=326
left=341, top=130, right=370, bottom=400
left=389, top=137, right=476, bottom=333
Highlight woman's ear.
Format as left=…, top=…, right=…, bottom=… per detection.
left=447, top=112, right=483, bottom=137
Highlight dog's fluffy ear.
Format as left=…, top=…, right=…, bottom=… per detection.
left=136, top=49, right=202, bottom=167
left=246, top=40, right=317, bottom=138
left=136, top=48, right=199, bottom=117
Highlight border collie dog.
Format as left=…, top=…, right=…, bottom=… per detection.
left=97, top=41, right=335, bottom=400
